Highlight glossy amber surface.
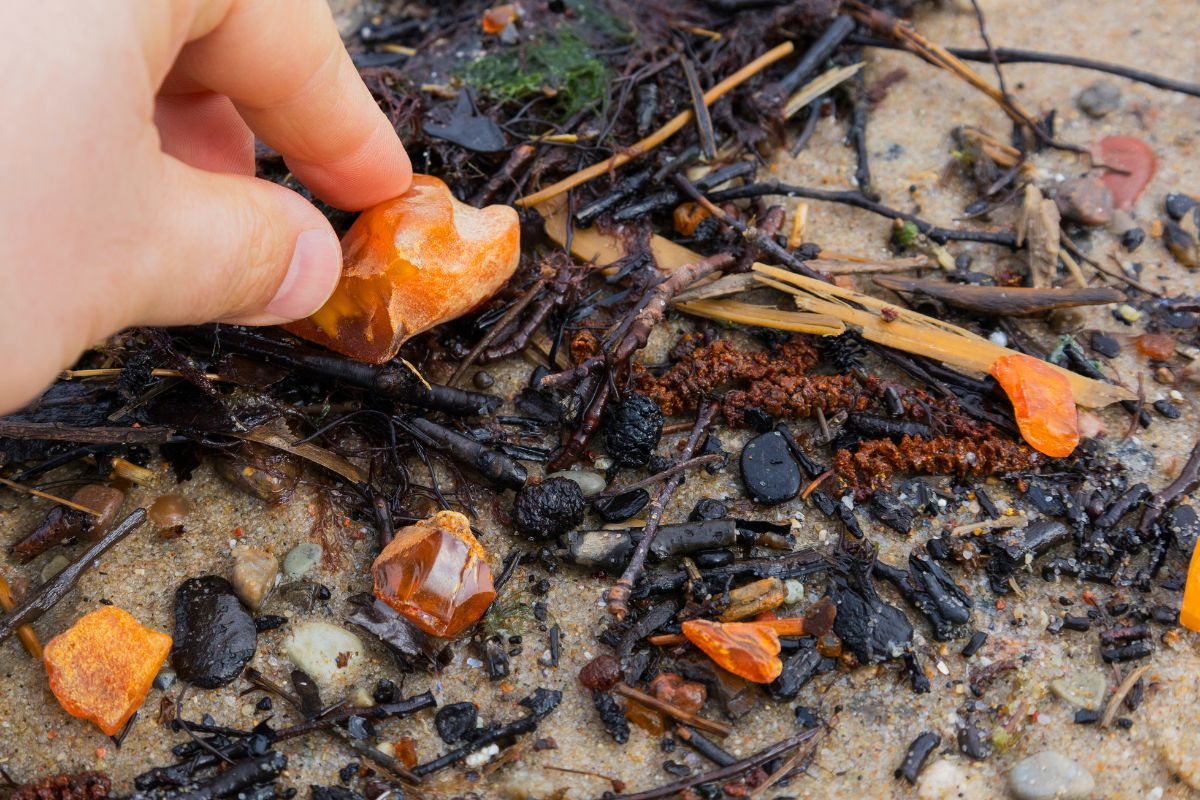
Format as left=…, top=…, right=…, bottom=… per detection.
left=371, top=510, right=496, bottom=638
left=286, top=174, right=520, bottom=364
left=43, top=606, right=171, bottom=735
left=681, top=619, right=782, bottom=684
left=990, top=353, right=1079, bottom=458
left=1182, top=540, right=1200, bottom=632
left=1135, top=333, right=1176, bottom=360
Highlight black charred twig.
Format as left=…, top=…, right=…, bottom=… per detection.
left=756, top=14, right=857, bottom=112
left=273, top=692, right=435, bottom=742
left=167, top=752, right=287, bottom=800
left=675, top=725, right=737, bottom=767
left=846, top=66, right=875, bottom=199
left=575, top=168, right=656, bottom=227
left=0, top=420, right=173, bottom=444
left=542, top=253, right=735, bottom=390
left=632, top=547, right=827, bottom=599
left=681, top=58, right=717, bottom=161
left=610, top=727, right=823, bottom=800
left=0, top=509, right=146, bottom=643
left=1139, top=439, right=1200, bottom=537
left=403, top=417, right=527, bottom=489
left=547, top=376, right=609, bottom=472
left=606, top=402, right=718, bottom=620
left=873, top=277, right=1124, bottom=316
left=182, top=326, right=500, bottom=416
left=450, top=277, right=546, bottom=386
left=592, top=454, right=724, bottom=499
left=896, top=731, right=941, bottom=784
left=471, top=143, right=537, bottom=207
left=483, top=258, right=583, bottom=362
left=413, top=715, right=536, bottom=777
left=706, top=182, right=1019, bottom=247
left=671, top=176, right=829, bottom=281
left=847, top=35, right=1200, bottom=99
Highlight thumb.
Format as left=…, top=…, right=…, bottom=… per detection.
left=130, top=155, right=343, bottom=328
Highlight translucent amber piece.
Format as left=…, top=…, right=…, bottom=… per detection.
left=1135, top=333, right=1176, bottom=360
left=990, top=353, right=1079, bottom=458
left=286, top=175, right=520, bottom=364
left=681, top=619, right=782, bottom=684
left=43, top=606, right=171, bottom=735
left=371, top=510, right=495, bottom=637
left=1181, top=539, right=1200, bottom=632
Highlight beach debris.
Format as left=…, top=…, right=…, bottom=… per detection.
left=990, top=354, right=1079, bottom=457
left=170, top=576, right=256, bottom=688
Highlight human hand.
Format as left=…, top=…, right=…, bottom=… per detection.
left=0, top=0, right=411, bottom=414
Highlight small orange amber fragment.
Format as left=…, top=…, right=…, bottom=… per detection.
left=1182, top=539, right=1200, bottom=632
left=43, top=606, right=172, bottom=736
left=989, top=353, right=1079, bottom=458
left=371, top=510, right=495, bottom=638
left=286, top=175, right=520, bottom=364
left=673, top=202, right=712, bottom=236
left=681, top=619, right=782, bottom=683
left=1135, top=333, right=1176, bottom=360
left=1093, top=136, right=1156, bottom=210
left=481, top=4, right=517, bottom=34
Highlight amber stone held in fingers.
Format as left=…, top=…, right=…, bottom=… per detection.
left=371, top=510, right=496, bottom=638
left=285, top=174, right=521, bottom=364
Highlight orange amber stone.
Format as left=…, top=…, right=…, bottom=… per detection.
left=286, top=175, right=520, bottom=364
left=681, top=619, right=782, bottom=684
left=1181, top=539, right=1200, bottom=632
left=989, top=353, right=1079, bottom=458
left=1135, top=333, right=1176, bottom=360
left=43, top=606, right=171, bottom=736
left=1093, top=136, right=1156, bottom=210
left=650, top=673, right=707, bottom=714
left=481, top=4, right=517, bottom=34
left=371, top=510, right=496, bottom=638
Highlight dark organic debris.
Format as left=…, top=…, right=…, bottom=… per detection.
left=170, top=576, right=257, bottom=689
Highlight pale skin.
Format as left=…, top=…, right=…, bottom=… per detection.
left=0, top=0, right=413, bottom=414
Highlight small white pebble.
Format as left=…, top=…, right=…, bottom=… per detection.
left=1147, top=787, right=1164, bottom=800
left=466, top=657, right=483, bottom=668
left=1170, top=390, right=1184, bottom=402
left=376, top=741, right=396, bottom=757
left=989, top=330, right=1008, bottom=347
left=936, top=660, right=949, bottom=675
left=465, top=744, right=500, bottom=768
left=841, top=495, right=854, bottom=510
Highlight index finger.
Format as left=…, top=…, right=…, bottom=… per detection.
left=172, top=0, right=411, bottom=210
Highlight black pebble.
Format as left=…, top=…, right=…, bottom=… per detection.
left=1153, top=399, right=1181, bottom=419
left=690, top=498, right=728, bottom=521
left=592, top=488, right=649, bottom=523
left=531, top=578, right=551, bottom=595
left=603, top=394, right=663, bottom=467
left=794, top=706, right=820, bottom=729
left=513, top=477, right=585, bottom=540
left=1074, top=709, right=1100, bottom=725
left=1121, top=227, right=1145, bottom=252
left=662, top=761, right=691, bottom=777
left=472, top=370, right=495, bottom=389
left=256, top=696, right=273, bottom=712
left=170, top=576, right=257, bottom=688
left=961, top=631, right=988, bottom=657
left=254, top=614, right=288, bottom=632
left=697, top=433, right=730, bottom=473
left=693, top=549, right=735, bottom=569
left=1165, top=193, right=1198, bottom=221
left=373, top=678, right=397, bottom=705
left=435, top=702, right=479, bottom=743
left=338, top=762, right=359, bottom=784
left=739, top=431, right=801, bottom=505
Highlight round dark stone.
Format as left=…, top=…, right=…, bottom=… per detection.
left=690, top=498, right=728, bottom=521
left=513, top=477, right=585, bottom=540
left=472, top=370, right=495, bottom=389
left=739, top=431, right=801, bottom=505
left=170, top=576, right=257, bottom=688
left=592, top=488, right=649, bottom=523
left=435, top=702, right=479, bottom=744
left=693, top=549, right=735, bottom=569
left=372, top=678, right=398, bottom=705
left=1165, top=193, right=1198, bottom=221
left=1121, top=227, right=1145, bottom=252
left=603, top=394, right=663, bottom=467
left=1153, top=399, right=1181, bottom=419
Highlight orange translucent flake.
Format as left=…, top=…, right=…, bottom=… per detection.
left=673, top=202, right=712, bottom=237
left=1182, top=540, right=1200, bottom=632
left=1093, top=136, right=1156, bottom=210
left=989, top=353, right=1079, bottom=458
left=681, top=619, right=782, bottom=684
left=481, top=4, right=517, bottom=34
left=371, top=510, right=495, bottom=638
left=43, top=606, right=171, bottom=736
left=1135, top=333, right=1176, bottom=360
left=286, top=174, right=520, bottom=364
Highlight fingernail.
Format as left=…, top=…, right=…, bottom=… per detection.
left=266, top=229, right=342, bottom=319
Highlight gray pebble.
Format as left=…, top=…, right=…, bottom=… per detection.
left=546, top=469, right=607, bottom=497
left=1077, top=80, right=1121, bottom=118
left=1049, top=669, right=1107, bottom=710
left=153, top=667, right=177, bottom=691
left=1056, top=176, right=1113, bottom=226
left=40, top=554, right=71, bottom=583
left=282, top=542, right=323, bottom=579
left=1007, top=751, right=1094, bottom=800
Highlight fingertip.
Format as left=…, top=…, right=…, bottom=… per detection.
left=286, top=115, right=413, bottom=210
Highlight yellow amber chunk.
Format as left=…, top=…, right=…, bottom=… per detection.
left=43, top=606, right=172, bottom=736
left=286, top=174, right=520, bottom=364
left=371, top=510, right=496, bottom=638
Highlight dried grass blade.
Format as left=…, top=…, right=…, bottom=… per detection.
left=675, top=299, right=844, bottom=335
left=782, top=62, right=864, bottom=119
